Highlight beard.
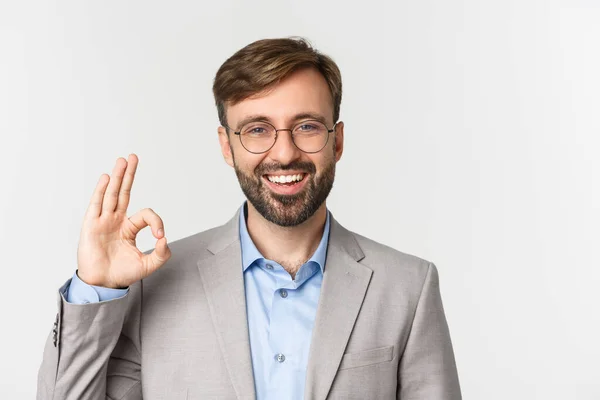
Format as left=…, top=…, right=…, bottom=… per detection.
left=233, top=155, right=336, bottom=227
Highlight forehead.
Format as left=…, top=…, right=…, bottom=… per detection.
left=227, top=67, right=334, bottom=125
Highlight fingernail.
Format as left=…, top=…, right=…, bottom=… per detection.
left=158, top=228, right=164, bottom=236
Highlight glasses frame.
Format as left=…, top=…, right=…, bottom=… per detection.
left=225, top=119, right=337, bottom=154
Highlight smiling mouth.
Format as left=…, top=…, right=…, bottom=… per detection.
left=263, top=173, right=307, bottom=186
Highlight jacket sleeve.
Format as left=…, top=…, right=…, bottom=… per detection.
left=397, top=262, right=462, bottom=400
left=37, top=278, right=143, bottom=400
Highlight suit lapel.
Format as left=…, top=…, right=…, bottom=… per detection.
left=304, top=215, right=373, bottom=400
left=196, top=209, right=371, bottom=400
left=197, top=209, right=256, bottom=400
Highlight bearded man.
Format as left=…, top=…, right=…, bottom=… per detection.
left=37, top=37, right=461, bottom=400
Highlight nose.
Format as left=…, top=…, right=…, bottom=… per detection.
left=268, top=129, right=302, bottom=164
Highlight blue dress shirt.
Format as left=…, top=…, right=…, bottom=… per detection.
left=239, top=203, right=330, bottom=399
left=63, top=202, right=330, bottom=400
left=64, top=269, right=128, bottom=303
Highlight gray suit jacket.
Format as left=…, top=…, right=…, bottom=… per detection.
left=37, top=209, right=461, bottom=399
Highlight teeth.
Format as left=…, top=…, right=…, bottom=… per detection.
left=267, top=174, right=304, bottom=183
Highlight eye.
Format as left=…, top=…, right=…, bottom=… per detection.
left=242, top=122, right=273, bottom=136
left=294, top=121, right=326, bottom=135
left=297, top=124, right=318, bottom=131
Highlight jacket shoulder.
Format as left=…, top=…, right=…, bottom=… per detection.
left=348, top=229, right=434, bottom=284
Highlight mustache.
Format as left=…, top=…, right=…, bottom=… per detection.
left=255, top=161, right=316, bottom=176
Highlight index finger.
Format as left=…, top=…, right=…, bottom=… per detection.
left=115, top=153, right=139, bottom=213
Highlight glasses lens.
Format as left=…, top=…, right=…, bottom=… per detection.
left=239, top=122, right=276, bottom=153
left=292, top=120, right=329, bottom=152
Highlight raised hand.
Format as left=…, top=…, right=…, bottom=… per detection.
left=76, top=154, right=171, bottom=289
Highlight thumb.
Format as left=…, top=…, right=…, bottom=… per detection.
left=142, top=237, right=171, bottom=275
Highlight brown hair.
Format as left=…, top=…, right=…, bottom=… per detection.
left=212, top=37, right=342, bottom=129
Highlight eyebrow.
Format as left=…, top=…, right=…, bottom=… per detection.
left=234, top=112, right=330, bottom=131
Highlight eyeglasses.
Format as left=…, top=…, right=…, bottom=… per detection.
left=225, top=119, right=336, bottom=154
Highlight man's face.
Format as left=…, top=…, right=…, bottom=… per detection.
left=218, top=67, right=344, bottom=227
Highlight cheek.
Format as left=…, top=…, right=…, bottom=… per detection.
left=313, top=154, right=334, bottom=171
left=233, top=153, right=264, bottom=174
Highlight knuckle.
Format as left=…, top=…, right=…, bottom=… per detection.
left=122, top=223, right=137, bottom=237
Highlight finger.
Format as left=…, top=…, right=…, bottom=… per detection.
left=85, top=174, right=110, bottom=220
left=115, top=154, right=139, bottom=214
left=102, top=157, right=128, bottom=214
left=126, top=208, right=165, bottom=240
left=142, top=237, right=171, bottom=275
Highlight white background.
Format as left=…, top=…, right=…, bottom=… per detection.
left=1, top=0, right=598, bottom=399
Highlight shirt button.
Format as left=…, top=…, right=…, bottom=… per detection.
left=280, top=289, right=288, bottom=298
left=275, top=353, right=286, bottom=363
left=266, top=264, right=274, bottom=270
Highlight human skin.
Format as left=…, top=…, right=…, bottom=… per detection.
left=217, top=67, right=345, bottom=278
left=76, top=153, right=171, bottom=289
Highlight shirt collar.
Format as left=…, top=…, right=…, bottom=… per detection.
left=238, top=201, right=330, bottom=273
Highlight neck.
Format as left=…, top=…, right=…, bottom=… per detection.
left=245, top=202, right=327, bottom=278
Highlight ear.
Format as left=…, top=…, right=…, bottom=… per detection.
left=218, top=126, right=235, bottom=168
left=333, top=121, right=344, bottom=162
